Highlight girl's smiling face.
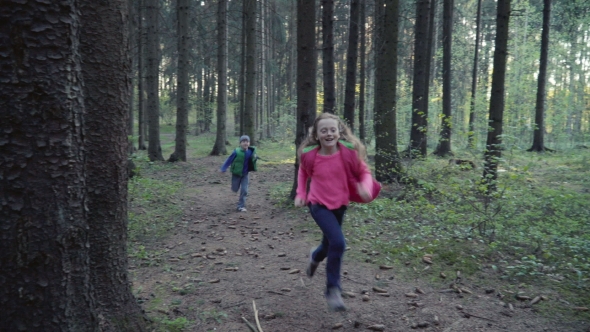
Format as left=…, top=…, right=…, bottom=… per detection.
left=316, top=118, right=340, bottom=154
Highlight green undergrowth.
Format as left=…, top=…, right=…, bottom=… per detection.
left=341, top=148, right=590, bottom=319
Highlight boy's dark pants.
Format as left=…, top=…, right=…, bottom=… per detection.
left=309, top=203, right=347, bottom=292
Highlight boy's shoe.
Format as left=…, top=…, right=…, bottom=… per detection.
left=326, top=287, right=347, bottom=312
left=237, top=207, right=247, bottom=212
left=306, top=247, right=319, bottom=278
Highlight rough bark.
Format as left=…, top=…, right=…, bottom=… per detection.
left=483, top=0, right=511, bottom=190
left=212, top=0, right=228, bottom=155
left=343, top=0, right=360, bottom=132
left=0, top=2, right=95, bottom=330
left=374, top=0, right=404, bottom=182
left=290, top=0, right=317, bottom=199
left=171, top=0, right=190, bottom=162
left=146, top=0, right=164, bottom=161
left=79, top=0, right=147, bottom=330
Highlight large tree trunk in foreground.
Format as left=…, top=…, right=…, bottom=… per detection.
left=0, top=2, right=96, bottom=330
left=80, top=0, right=147, bottom=330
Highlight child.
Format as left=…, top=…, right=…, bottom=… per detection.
left=220, top=135, right=258, bottom=212
left=295, top=113, right=380, bottom=312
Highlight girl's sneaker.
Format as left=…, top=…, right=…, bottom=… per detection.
left=326, top=287, right=346, bottom=312
left=237, top=207, right=247, bottom=212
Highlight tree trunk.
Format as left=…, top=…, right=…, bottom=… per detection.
left=322, top=0, right=336, bottom=114
left=483, top=0, right=511, bottom=191
left=467, top=0, right=482, bottom=148
left=290, top=0, right=317, bottom=199
left=212, top=0, right=228, bottom=155
left=528, top=0, right=551, bottom=152
left=433, top=0, right=453, bottom=157
left=146, top=0, right=164, bottom=161
left=0, top=3, right=96, bottom=329
left=343, top=0, right=360, bottom=132
left=171, top=0, right=190, bottom=162
left=358, top=0, right=367, bottom=142
left=408, top=0, right=431, bottom=157
left=79, top=1, right=147, bottom=330
left=374, top=0, right=403, bottom=182
left=244, top=0, right=257, bottom=145
left=137, top=0, right=147, bottom=150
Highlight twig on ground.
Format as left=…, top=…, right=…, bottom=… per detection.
left=242, top=317, right=258, bottom=332
left=267, top=290, right=292, bottom=296
left=253, top=300, right=264, bottom=332
left=463, top=312, right=496, bottom=322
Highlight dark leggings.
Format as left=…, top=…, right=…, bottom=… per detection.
left=308, top=204, right=347, bottom=291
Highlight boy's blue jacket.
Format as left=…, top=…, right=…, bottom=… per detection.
left=220, top=146, right=258, bottom=176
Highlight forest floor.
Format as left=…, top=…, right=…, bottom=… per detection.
left=129, top=153, right=589, bottom=332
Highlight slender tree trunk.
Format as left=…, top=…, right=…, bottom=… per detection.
left=244, top=0, right=257, bottom=144
left=374, top=0, right=403, bottom=182
left=408, top=0, right=431, bottom=157
left=128, top=0, right=136, bottom=153
left=359, top=0, right=367, bottom=142
left=528, top=0, right=552, bottom=152
left=137, top=0, right=147, bottom=150
left=212, top=0, right=228, bottom=155
left=322, top=0, right=336, bottom=114
left=434, top=0, right=453, bottom=156
left=171, top=0, right=190, bottom=162
left=483, top=0, right=511, bottom=191
left=343, top=0, right=360, bottom=132
left=291, top=0, right=317, bottom=199
left=146, top=0, right=164, bottom=161
left=468, top=0, right=482, bottom=148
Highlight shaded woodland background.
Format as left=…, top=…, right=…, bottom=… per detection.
left=2, top=0, right=590, bottom=331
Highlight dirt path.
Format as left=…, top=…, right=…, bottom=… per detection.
left=130, top=155, right=586, bottom=332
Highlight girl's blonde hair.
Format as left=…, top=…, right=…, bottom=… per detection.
left=297, top=112, right=367, bottom=161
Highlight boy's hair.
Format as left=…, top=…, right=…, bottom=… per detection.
left=297, top=112, right=367, bottom=161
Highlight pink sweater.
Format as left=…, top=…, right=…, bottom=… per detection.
left=296, top=150, right=374, bottom=210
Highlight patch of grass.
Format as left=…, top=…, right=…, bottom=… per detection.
left=152, top=316, right=192, bottom=332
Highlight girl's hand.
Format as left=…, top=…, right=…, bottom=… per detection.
left=357, top=183, right=372, bottom=202
left=294, top=197, right=306, bottom=207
